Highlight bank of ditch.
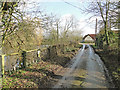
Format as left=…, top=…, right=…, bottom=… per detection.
left=41, top=43, right=82, bottom=67
left=2, top=43, right=82, bottom=88
left=94, top=46, right=120, bottom=88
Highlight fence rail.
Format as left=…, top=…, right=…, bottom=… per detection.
left=0, top=48, right=43, bottom=76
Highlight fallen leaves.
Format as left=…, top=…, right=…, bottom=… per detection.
left=2, top=60, right=65, bottom=88
left=2, top=48, right=76, bottom=88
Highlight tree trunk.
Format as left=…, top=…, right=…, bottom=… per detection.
left=105, top=1, right=109, bottom=46
left=104, top=21, right=109, bottom=46
left=2, top=55, right=5, bottom=76
left=118, top=1, right=120, bottom=65
left=57, top=23, right=59, bottom=43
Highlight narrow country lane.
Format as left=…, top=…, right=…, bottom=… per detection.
left=53, top=44, right=114, bottom=88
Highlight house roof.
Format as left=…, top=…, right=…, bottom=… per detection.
left=83, top=34, right=96, bottom=41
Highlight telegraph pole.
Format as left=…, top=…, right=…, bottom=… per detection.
left=95, top=18, right=97, bottom=46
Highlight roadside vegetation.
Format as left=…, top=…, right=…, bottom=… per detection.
left=2, top=43, right=82, bottom=88
left=84, top=1, right=119, bottom=88
left=0, top=0, right=119, bottom=88
left=0, top=1, right=83, bottom=88
left=94, top=34, right=120, bottom=88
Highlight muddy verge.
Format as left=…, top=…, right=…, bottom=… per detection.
left=94, top=47, right=120, bottom=88
left=41, top=44, right=82, bottom=67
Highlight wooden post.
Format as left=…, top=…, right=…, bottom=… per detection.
left=48, top=47, right=50, bottom=59
left=2, top=55, right=5, bottom=76
left=21, top=51, right=26, bottom=68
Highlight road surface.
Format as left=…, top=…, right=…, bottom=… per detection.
left=53, top=44, right=114, bottom=88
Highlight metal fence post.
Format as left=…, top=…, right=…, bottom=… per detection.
left=37, top=50, right=41, bottom=58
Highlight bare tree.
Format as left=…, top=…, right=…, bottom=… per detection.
left=83, top=1, right=118, bottom=45
left=0, top=2, right=23, bottom=51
